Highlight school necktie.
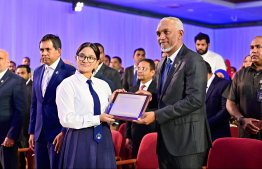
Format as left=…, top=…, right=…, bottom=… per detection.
left=132, top=69, right=137, bottom=87
left=161, top=58, right=172, bottom=91
left=42, top=67, right=50, bottom=97
left=87, top=80, right=103, bottom=143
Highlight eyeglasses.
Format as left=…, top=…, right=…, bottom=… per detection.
left=136, top=67, right=148, bottom=71
left=77, top=55, right=97, bottom=63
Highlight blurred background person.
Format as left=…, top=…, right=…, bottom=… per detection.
left=22, top=57, right=34, bottom=77
left=239, top=55, right=252, bottom=70
left=110, top=56, right=124, bottom=82
left=103, top=55, right=111, bottom=66
left=8, top=61, right=16, bottom=73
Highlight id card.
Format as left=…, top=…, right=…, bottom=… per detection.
left=257, top=89, right=262, bottom=102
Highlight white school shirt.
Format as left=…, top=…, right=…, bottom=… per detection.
left=56, top=70, right=112, bottom=129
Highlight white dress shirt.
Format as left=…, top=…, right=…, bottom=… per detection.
left=41, top=57, right=61, bottom=90
left=201, top=50, right=226, bottom=73
left=56, top=70, right=112, bottom=129
left=0, top=68, right=8, bottom=80
left=139, top=79, right=152, bottom=91
left=167, top=44, right=183, bottom=63
left=206, top=74, right=215, bottom=93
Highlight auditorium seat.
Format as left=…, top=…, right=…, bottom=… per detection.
left=111, top=130, right=123, bottom=158
left=230, top=126, right=238, bottom=138
left=18, top=148, right=35, bottom=169
left=207, top=137, right=262, bottom=168
left=116, top=132, right=159, bottom=169
left=118, top=123, right=132, bottom=160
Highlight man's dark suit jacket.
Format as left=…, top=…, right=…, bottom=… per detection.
left=206, top=75, right=231, bottom=141
left=122, top=66, right=134, bottom=91
left=125, top=80, right=158, bottom=142
left=95, top=63, right=121, bottom=90
left=21, top=79, right=32, bottom=147
left=155, top=44, right=212, bottom=156
left=28, top=59, right=76, bottom=142
left=119, top=70, right=124, bottom=84
left=95, top=72, right=115, bottom=93
left=0, top=69, right=27, bottom=143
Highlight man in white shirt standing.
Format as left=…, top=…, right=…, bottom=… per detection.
left=195, top=32, right=226, bottom=74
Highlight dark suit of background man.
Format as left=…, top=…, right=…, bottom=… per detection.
left=122, top=48, right=145, bottom=91
left=0, top=49, right=27, bottom=169
left=16, top=65, right=33, bottom=169
left=110, top=56, right=124, bottom=83
left=135, top=17, right=212, bottom=169
left=204, top=61, right=231, bottom=165
left=28, top=34, right=76, bottom=169
left=93, top=43, right=121, bottom=90
left=125, top=59, right=158, bottom=158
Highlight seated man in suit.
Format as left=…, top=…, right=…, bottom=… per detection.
left=93, top=43, right=121, bottom=90
left=125, top=59, right=158, bottom=158
left=110, top=56, right=124, bottom=83
left=204, top=61, right=231, bottom=165
left=0, top=49, right=27, bottom=169
left=122, top=48, right=146, bottom=91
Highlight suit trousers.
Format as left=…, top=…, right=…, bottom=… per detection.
left=35, top=131, right=60, bottom=169
left=158, top=133, right=206, bottom=169
left=0, top=143, right=18, bottom=169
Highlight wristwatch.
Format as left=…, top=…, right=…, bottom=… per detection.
left=238, top=117, right=244, bottom=126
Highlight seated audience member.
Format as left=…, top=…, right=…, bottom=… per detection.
left=104, top=55, right=111, bottom=66
left=231, top=67, right=237, bottom=79
left=22, top=57, right=34, bottom=77
left=225, top=59, right=232, bottom=79
left=195, top=32, right=226, bottom=73
left=110, top=56, right=124, bottom=82
left=8, top=61, right=16, bottom=73
left=223, top=36, right=262, bottom=140
left=203, top=61, right=231, bottom=165
left=125, top=59, right=157, bottom=158
left=161, top=51, right=167, bottom=58
left=120, top=67, right=125, bottom=73
left=214, top=69, right=230, bottom=80
left=154, top=59, right=160, bottom=71
left=122, top=48, right=146, bottom=91
left=239, top=55, right=252, bottom=70
left=56, top=42, right=116, bottom=169
left=16, top=65, right=32, bottom=169
left=93, top=43, right=121, bottom=90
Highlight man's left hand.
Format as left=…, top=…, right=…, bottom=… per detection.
left=133, top=111, right=155, bottom=125
left=1, top=137, right=15, bottom=147
left=53, top=132, right=65, bottom=154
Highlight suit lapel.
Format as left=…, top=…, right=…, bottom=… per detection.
left=157, top=58, right=166, bottom=98
left=44, top=59, right=64, bottom=97
left=160, top=45, right=185, bottom=99
left=206, top=75, right=219, bottom=101
left=0, top=69, right=11, bottom=89
left=129, top=66, right=134, bottom=86
left=98, top=63, right=106, bottom=75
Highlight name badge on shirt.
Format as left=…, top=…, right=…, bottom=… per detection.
left=257, top=89, right=262, bottom=102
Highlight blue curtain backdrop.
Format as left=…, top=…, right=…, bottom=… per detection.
left=0, top=0, right=261, bottom=69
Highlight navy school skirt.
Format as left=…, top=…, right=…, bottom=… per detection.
left=59, top=123, right=117, bottom=169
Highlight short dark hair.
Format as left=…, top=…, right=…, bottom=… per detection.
left=205, top=61, right=212, bottom=74
left=40, top=34, right=61, bottom=50
left=231, top=67, right=236, bottom=72
left=195, top=32, right=210, bottom=44
left=105, top=55, right=111, bottom=62
left=17, top=65, right=30, bottom=73
left=23, top=57, right=30, bottom=62
left=10, top=61, right=16, bottom=66
left=112, top=56, right=122, bottom=64
left=134, top=48, right=145, bottom=55
left=76, top=42, right=100, bottom=61
left=94, top=43, right=104, bottom=53
left=140, top=59, right=155, bottom=71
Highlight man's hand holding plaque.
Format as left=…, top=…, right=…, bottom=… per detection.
left=107, top=89, right=152, bottom=121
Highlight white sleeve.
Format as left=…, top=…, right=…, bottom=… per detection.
left=56, top=80, right=100, bottom=129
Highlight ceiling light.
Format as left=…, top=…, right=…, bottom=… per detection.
left=73, top=1, right=84, bottom=12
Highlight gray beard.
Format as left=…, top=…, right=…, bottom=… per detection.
left=161, top=39, right=177, bottom=53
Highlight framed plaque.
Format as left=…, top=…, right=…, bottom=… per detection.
left=107, top=92, right=151, bottom=121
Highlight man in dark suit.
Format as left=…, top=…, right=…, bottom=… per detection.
left=110, top=56, right=124, bottom=83
left=135, top=17, right=212, bottom=168
left=122, top=48, right=145, bottom=91
left=0, top=49, right=27, bottom=169
left=93, top=43, right=121, bottom=90
left=16, top=64, right=32, bottom=169
left=125, top=59, right=157, bottom=158
left=28, top=34, right=76, bottom=169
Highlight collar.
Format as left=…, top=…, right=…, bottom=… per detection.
left=0, top=68, right=8, bottom=80
left=167, top=44, right=183, bottom=63
left=75, top=70, right=93, bottom=84
left=26, top=78, right=31, bottom=85
left=207, top=74, right=215, bottom=89
left=45, top=57, right=61, bottom=70
left=97, top=62, right=103, bottom=72
left=140, top=79, right=152, bottom=88
left=134, top=65, right=138, bottom=69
